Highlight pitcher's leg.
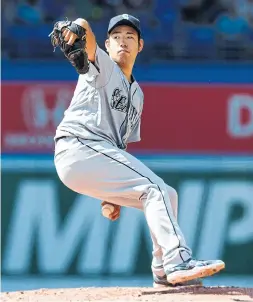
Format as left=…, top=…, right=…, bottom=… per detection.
left=107, top=189, right=176, bottom=281
left=55, top=138, right=225, bottom=284
left=151, top=184, right=178, bottom=279
left=56, top=139, right=191, bottom=268
left=141, top=179, right=191, bottom=270
left=109, top=190, right=179, bottom=283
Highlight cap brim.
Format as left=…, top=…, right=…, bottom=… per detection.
left=108, top=20, right=141, bottom=36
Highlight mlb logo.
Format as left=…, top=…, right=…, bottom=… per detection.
left=122, top=14, right=129, bottom=20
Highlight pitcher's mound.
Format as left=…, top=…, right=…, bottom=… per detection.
left=1, top=286, right=253, bottom=301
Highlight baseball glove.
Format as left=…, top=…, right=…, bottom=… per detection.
left=49, top=20, right=89, bottom=74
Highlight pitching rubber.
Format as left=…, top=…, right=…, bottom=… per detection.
left=166, top=262, right=225, bottom=285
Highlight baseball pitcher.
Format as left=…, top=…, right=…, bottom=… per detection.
left=50, top=14, right=225, bottom=287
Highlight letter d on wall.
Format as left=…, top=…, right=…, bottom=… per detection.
left=228, top=94, right=253, bottom=138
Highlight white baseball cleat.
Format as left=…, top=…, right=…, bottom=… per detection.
left=166, top=259, right=225, bottom=285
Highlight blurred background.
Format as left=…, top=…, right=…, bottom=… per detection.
left=1, top=0, right=253, bottom=292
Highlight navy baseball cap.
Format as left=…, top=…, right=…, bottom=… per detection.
left=108, top=14, right=141, bottom=37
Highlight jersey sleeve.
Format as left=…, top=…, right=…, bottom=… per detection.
left=126, top=118, right=141, bottom=144
left=87, top=45, right=114, bottom=87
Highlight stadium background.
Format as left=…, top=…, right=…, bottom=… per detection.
left=2, top=0, right=253, bottom=291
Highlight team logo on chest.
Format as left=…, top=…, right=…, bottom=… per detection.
left=111, top=88, right=128, bottom=113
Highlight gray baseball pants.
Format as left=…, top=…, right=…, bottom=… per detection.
left=54, top=137, right=192, bottom=275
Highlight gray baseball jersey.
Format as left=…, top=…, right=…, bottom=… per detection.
left=55, top=45, right=144, bottom=150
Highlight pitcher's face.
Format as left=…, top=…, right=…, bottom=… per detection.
left=106, top=25, right=143, bottom=67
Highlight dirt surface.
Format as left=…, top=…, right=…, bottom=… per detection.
left=1, top=286, right=253, bottom=302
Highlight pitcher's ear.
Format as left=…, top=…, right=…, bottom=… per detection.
left=138, top=39, right=144, bottom=53
left=105, top=39, right=110, bottom=52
